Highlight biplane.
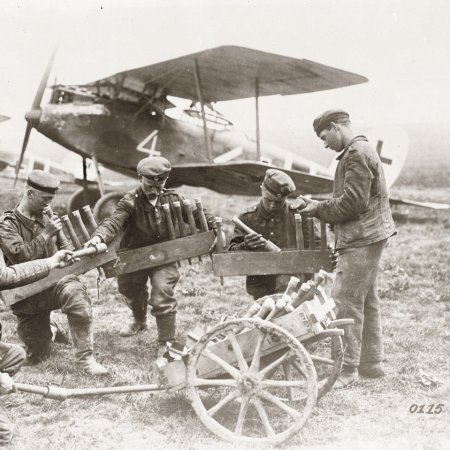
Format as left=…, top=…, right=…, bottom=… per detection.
left=13, top=45, right=448, bottom=217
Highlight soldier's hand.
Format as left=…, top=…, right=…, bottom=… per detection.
left=83, top=235, right=102, bottom=249
left=0, top=373, right=14, bottom=395
left=49, top=250, right=77, bottom=269
left=244, top=232, right=266, bottom=250
left=290, top=196, right=308, bottom=210
left=42, top=217, right=62, bottom=239
left=299, top=199, right=320, bottom=218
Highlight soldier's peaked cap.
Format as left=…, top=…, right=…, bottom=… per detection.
left=313, top=109, right=350, bottom=136
left=262, top=169, right=295, bottom=199
left=137, top=157, right=171, bottom=179
left=27, top=170, right=60, bottom=194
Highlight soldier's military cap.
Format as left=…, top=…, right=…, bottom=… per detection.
left=26, top=170, right=60, bottom=194
left=261, top=169, right=295, bottom=199
left=137, top=156, right=171, bottom=185
left=313, top=109, right=350, bottom=136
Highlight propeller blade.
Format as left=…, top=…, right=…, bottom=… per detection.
left=31, top=46, right=57, bottom=110
left=14, top=46, right=57, bottom=187
left=14, top=123, right=33, bottom=186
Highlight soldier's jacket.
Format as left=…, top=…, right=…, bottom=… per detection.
left=229, top=200, right=321, bottom=251
left=0, top=249, right=50, bottom=290
left=0, top=207, right=58, bottom=265
left=93, top=187, right=216, bottom=249
left=0, top=249, right=52, bottom=340
left=316, top=135, right=396, bottom=249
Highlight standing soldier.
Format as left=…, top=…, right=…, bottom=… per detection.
left=229, top=168, right=320, bottom=300
left=84, top=157, right=216, bottom=356
left=0, top=248, right=74, bottom=445
left=300, top=109, right=396, bottom=387
left=0, top=170, right=108, bottom=376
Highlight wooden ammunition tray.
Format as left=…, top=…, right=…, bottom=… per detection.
left=212, top=249, right=332, bottom=276
left=103, top=230, right=216, bottom=278
left=1, top=246, right=117, bottom=306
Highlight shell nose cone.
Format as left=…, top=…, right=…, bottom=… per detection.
left=25, top=109, right=41, bottom=128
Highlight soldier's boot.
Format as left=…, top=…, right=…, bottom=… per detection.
left=69, top=322, right=108, bottom=376
left=156, top=313, right=176, bottom=358
left=119, top=317, right=148, bottom=337
left=50, top=318, right=70, bottom=345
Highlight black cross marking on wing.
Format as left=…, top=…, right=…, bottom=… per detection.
left=376, top=140, right=392, bottom=165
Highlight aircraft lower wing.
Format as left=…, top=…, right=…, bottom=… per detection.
left=168, top=162, right=449, bottom=210
left=168, top=161, right=334, bottom=196
left=389, top=196, right=449, bottom=210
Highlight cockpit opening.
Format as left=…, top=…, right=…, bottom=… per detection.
left=166, top=102, right=233, bottom=131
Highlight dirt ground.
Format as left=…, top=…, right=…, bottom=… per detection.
left=0, top=166, right=448, bottom=450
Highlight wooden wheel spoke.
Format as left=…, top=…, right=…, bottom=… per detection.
left=249, top=331, right=266, bottom=374
left=260, top=379, right=307, bottom=388
left=259, top=390, right=302, bottom=419
left=234, top=396, right=250, bottom=435
left=207, top=390, right=239, bottom=417
left=293, top=359, right=307, bottom=378
left=283, top=362, right=294, bottom=401
left=193, top=378, right=237, bottom=388
left=202, top=348, right=241, bottom=380
left=227, top=330, right=248, bottom=372
left=311, top=355, right=335, bottom=366
left=258, top=350, right=292, bottom=379
left=253, top=397, right=275, bottom=437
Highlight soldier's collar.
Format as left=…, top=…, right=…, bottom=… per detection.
left=258, top=199, right=288, bottom=219
left=336, top=135, right=368, bottom=160
left=14, top=206, right=45, bottom=228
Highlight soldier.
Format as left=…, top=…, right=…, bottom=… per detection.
left=0, top=170, right=108, bottom=376
left=84, top=157, right=216, bottom=356
left=0, top=248, right=75, bottom=445
left=300, top=109, right=396, bottom=387
left=229, top=168, right=320, bottom=300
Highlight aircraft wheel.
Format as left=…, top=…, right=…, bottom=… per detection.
left=93, top=192, right=125, bottom=222
left=68, top=186, right=101, bottom=213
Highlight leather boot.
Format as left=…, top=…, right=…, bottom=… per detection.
left=156, top=313, right=176, bottom=344
left=50, top=318, right=70, bottom=345
left=119, top=319, right=148, bottom=337
left=69, top=322, right=108, bottom=376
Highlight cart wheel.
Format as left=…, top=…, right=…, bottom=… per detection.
left=258, top=331, right=343, bottom=402
left=186, top=318, right=318, bottom=445
left=304, top=331, right=344, bottom=398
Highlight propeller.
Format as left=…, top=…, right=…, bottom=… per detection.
left=14, top=47, right=57, bottom=186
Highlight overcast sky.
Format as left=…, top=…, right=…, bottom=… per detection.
left=1, top=0, right=449, bottom=153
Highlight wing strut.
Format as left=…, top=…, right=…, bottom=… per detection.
left=193, top=59, right=213, bottom=163
left=255, top=77, right=261, bottom=161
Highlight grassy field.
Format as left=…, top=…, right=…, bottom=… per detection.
left=0, top=165, right=449, bottom=450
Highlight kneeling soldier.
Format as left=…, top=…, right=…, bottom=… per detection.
left=85, top=157, right=215, bottom=357
left=229, top=168, right=320, bottom=300
left=0, top=170, right=108, bottom=375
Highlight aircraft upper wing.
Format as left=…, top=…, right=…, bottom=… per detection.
left=167, top=161, right=334, bottom=196
left=0, top=114, right=10, bottom=124
left=81, top=46, right=368, bottom=103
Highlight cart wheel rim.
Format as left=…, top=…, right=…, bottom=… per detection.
left=186, top=318, right=318, bottom=445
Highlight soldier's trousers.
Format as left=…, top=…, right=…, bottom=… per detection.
left=332, top=239, right=386, bottom=367
left=118, top=263, right=180, bottom=319
left=0, top=342, right=26, bottom=445
left=10, top=275, right=92, bottom=364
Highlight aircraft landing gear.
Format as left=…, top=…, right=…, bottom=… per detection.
left=92, top=192, right=125, bottom=222
left=68, top=186, right=102, bottom=213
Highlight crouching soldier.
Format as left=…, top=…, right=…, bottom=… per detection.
left=0, top=170, right=108, bottom=375
left=229, top=168, right=320, bottom=300
left=85, top=157, right=216, bottom=357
